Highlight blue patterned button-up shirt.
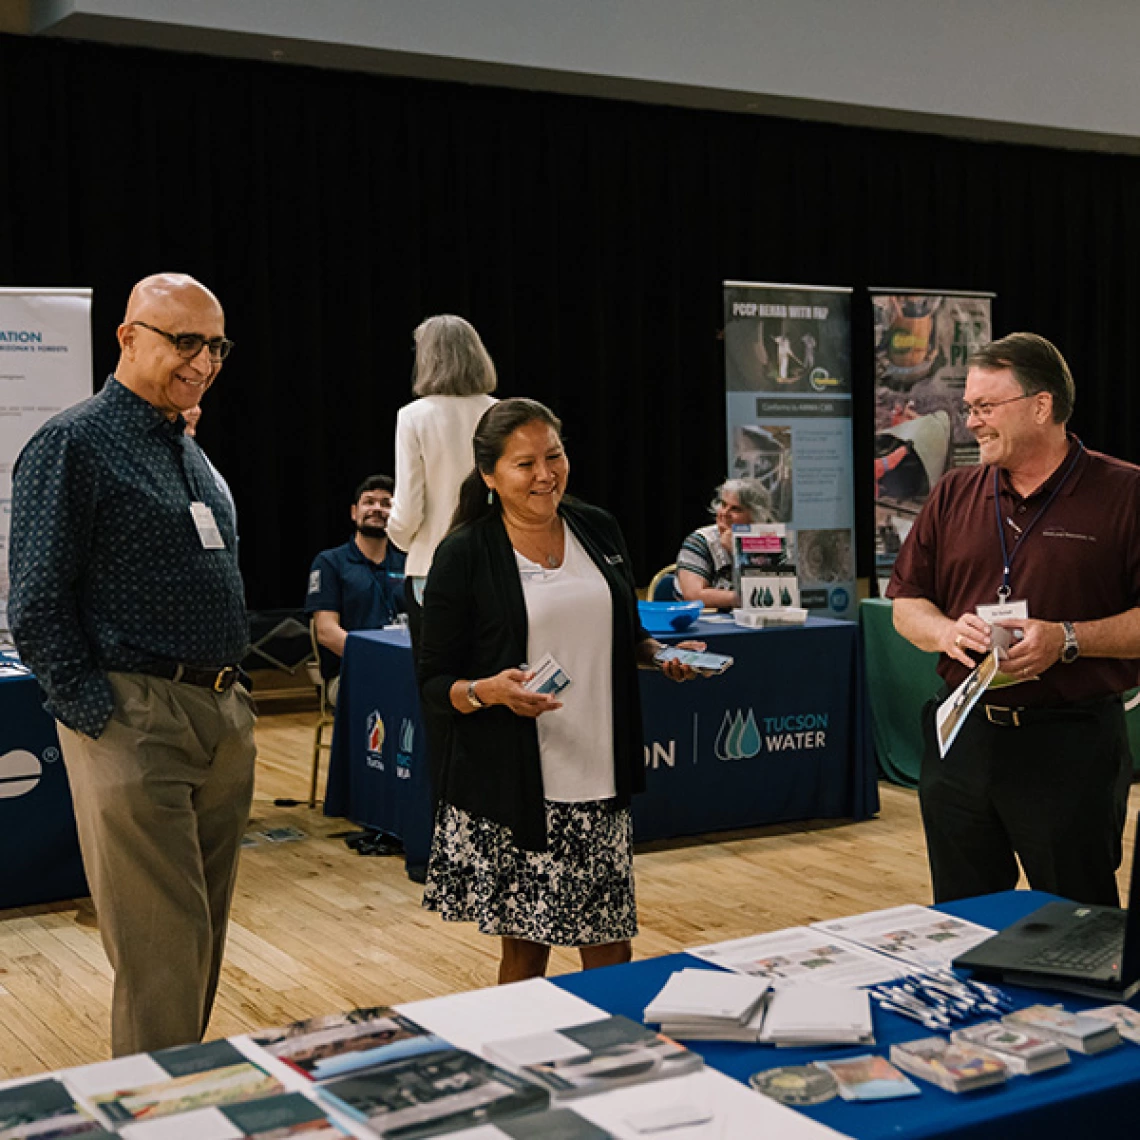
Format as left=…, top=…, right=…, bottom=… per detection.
left=8, top=376, right=249, bottom=737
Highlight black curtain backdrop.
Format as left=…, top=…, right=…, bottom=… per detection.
left=3, top=33, right=1139, bottom=610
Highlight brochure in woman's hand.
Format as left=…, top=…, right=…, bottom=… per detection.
left=523, top=653, right=573, bottom=696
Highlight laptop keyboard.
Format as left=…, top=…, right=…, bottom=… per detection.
left=1024, top=912, right=1124, bottom=972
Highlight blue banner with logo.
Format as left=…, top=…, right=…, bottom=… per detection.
left=723, top=282, right=856, bottom=619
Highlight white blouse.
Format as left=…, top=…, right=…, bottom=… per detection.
left=516, top=527, right=616, bottom=802
left=387, top=393, right=497, bottom=577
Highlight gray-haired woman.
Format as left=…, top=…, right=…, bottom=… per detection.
left=674, top=478, right=772, bottom=610
left=387, top=315, right=498, bottom=630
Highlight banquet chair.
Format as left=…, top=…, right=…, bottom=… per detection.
left=647, top=563, right=678, bottom=601
left=306, top=619, right=335, bottom=807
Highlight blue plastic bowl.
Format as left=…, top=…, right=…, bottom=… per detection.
left=638, top=600, right=703, bottom=633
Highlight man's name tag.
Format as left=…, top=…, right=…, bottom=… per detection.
left=976, top=600, right=1028, bottom=656
left=190, top=501, right=226, bottom=549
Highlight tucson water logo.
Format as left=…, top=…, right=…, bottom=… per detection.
left=714, top=710, right=762, bottom=761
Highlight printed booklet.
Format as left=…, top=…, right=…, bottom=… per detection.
left=249, top=1007, right=436, bottom=1082
left=483, top=1016, right=703, bottom=1100
left=70, top=1041, right=283, bottom=1127
left=316, top=1041, right=548, bottom=1139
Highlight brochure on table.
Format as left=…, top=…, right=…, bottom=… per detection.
left=689, top=926, right=909, bottom=989
left=810, top=904, right=995, bottom=971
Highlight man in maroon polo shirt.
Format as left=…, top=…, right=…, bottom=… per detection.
left=888, top=332, right=1140, bottom=906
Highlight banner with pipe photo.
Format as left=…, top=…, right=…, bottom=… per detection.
left=723, top=281, right=856, bottom=619
left=0, top=288, right=93, bottom=635
left=871, top=289, right=993, bottom=591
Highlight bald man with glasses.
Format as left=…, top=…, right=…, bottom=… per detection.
left=888, top=332, right=1140, bottom=908
left=9, top=273, right=255, bottom=1055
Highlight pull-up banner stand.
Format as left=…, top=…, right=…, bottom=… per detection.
left=0, top=288, right=93, bottom=635
left=723, top=281, right=856, bottom=619
left=870, top=288, right=993, bottom=592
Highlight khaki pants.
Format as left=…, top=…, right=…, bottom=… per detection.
left=57, top=673, right=256, bottom=1056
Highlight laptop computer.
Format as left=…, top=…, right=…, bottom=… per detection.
left=952, top=819, right=1140, bottom=1001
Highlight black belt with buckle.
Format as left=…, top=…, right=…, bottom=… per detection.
left=981, top=693, right=1119, bottom=729
left=982, top=705, right=1028, bottom=728
left=145, top=663, right=250, bottom=692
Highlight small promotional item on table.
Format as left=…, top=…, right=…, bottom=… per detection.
left=889, top=1037, right=1008, bottom=1094
left=1084, top=1004, right=1140, bottom=1044
left=813, top=1054, right=921, bottom=1101
left=1003, top=1004, right=1122, bottom=1055
left=950, top=1020, right=1070, bottom=1075
left=749, top=1064, right=838, bottom=1106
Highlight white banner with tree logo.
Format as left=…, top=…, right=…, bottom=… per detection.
left=0, top=288, right=93, bottom=636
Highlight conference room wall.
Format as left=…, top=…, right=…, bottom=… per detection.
left=1, top=31, right=1138, bottom=611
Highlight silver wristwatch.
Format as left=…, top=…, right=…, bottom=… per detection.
left=466, top=679, right=486, bottom=710
left=1060, top=621, right=1080, bottom=664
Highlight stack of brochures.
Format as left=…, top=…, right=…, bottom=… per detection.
left=950, top=1021, right=1070, bottom=1075
left=642, top=968, right=771, bottom=1041
left=889, top=1037, right=1009, bottom=1093
left=1003, top=1004, right=1122, bottom=1055
left=482, top=1015, right=704, bottom=1100
left=756, top=984, right=874, bottom=1047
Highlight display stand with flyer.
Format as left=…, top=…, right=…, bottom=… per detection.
left=731, top=524, right=806, bottom=627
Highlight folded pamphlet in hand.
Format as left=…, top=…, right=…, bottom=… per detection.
left=522, top=653, right=573, bottom=696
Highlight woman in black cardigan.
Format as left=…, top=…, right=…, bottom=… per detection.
left=418, top=398, right=702, bottom=983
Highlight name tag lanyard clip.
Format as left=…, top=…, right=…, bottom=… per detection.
left=993, top=440, right=1083, bottom=602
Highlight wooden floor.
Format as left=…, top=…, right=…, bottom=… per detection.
left=1, top=710, right=1135, bottom=1079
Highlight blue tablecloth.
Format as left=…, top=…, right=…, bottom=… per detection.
left=0, top=670, right=87, bottom=909
left=325, top=617, right=878, bottom=872
left=554, top=891, right=1140, bottom=1139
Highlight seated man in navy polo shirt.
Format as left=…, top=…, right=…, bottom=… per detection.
left=305, top=474, right=406, bottom=700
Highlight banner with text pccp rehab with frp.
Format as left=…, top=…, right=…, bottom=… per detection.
left=723, top=281, right=856, bottom=619
left=0, top=288, right=93, bottom=634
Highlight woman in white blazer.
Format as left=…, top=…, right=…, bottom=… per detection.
left=387, top=314, right=498, bottom=637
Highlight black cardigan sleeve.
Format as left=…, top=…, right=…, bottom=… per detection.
left=416, top=531, right=477, bottom=716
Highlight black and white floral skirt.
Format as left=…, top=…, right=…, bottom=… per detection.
left=422, top=799, right=638, bottom=946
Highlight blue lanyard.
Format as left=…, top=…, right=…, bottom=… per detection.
left=993, top=440, right=1083, bottom=600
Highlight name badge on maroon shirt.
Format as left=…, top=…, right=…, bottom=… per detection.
left=976, top=599, right=1027, bottom=658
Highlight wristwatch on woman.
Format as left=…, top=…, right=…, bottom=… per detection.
left=466, top=679, right=486, bottom=710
